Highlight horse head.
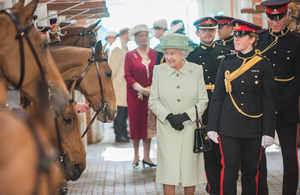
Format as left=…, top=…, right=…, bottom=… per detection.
left=60, top=20, right=101, bottom=48
left=48, top=82, right=86, bottom=181
left=73, top=40, right=117, bottom=122
left=0, top=0, right=69, bottom=116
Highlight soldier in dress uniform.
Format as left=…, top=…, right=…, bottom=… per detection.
left=257, top=0, right=300, bottom=194
left=186, top=17, right=231, bottom=195
left=207, top=19, right=276, bottom=195
left=214, top=16, right=235, bottom=51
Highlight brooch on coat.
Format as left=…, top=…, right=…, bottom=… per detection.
left=217, top=55, right=225, bottom=59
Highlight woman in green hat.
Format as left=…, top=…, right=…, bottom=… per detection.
left=149, top=33, right=208, bottom=194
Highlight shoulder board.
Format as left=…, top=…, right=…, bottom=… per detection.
left=258, top=28, right=268, bottom=34
left=291, top=31, right=300, bottom=38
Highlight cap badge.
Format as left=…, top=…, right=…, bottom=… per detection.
left=234, top=24, right=241, bottom=30
left=205, top=19, right=212, bottom=24
left=272, top=9, right=279, bottom=14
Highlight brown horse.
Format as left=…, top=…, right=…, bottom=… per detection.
left=48, top=84, right=86, bottom=182
left=0, top=0, right=69, bottom=116
left=50, top=41, right=117, bottom=123
left=59, top=21, right=101, bottom=48
left=0, top=74, right=62, bottom=195
left=287, top=2, right=300, bottom=33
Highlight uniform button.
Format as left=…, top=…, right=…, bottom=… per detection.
left=287, top=57, right=290, bottom=60
left=176, top=73, right=179, bottom=77
left=221, top=51, right=224, bottom=53
left=241, top=92, right=244, bottom=95
left=177, top=85, right=180, bottom=89
left=202, top=62, right=205, bottom=65
left=241, top=81, right=244, bottom=83
left=255, top=81, right=259, bottom=84
left=208, top=76, right=210, bottom=79
left=205, top=69, right=208, bottom=72
left=273, top=64, right=276, bottom=67
left=255, top=75, right=258, bottom=78
left=241, top=103, right=244, bottom=106
left=199, top=56, right=202, bottom=58
left=274, top=51, right=277, bottom=54
left=177, top=99, right=181, bottom=102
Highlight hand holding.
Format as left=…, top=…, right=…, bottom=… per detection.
left=261, top=135, right=274, bottom=148
left=76, top=102, right=90, bottom=113
left=173, top=113, right=190, bottom=123
left=133, top=83, right=150, bottom=96
left=166, top=113, right=184, bottom=131
left=137, top=92, right=143, bottom=100
left=207, top=131, right=219, bottom=144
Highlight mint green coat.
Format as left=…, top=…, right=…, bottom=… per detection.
left=149, top=60, right=208, bottom=186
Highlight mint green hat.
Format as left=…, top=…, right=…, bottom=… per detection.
left=154, top=33, right=195, bottom=52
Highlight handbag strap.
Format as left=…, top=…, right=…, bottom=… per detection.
left=195, top=106, right=200, bottom=129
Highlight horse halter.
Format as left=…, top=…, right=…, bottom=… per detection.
left=72, top=48, right=108, bottom=138
left=289, top=8, right=300, bottom=31
left=0, top=9, right=46, bottom=89
left=73, top=26, right=96, bottom=47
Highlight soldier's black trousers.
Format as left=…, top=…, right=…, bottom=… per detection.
left=113, top=106, right=128, bottom=138
left=204, top=141, right=222, bottom=195
left=259, top=121, right=299, bottom=195
left=219, top=135, right=262, bottom=195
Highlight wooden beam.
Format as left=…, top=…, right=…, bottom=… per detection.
left=47, top=1, right=106, bottom=10
left=65, top=13, right=109, bottom=20
left=57, top=7, right=108, bottom=15
left=241, top=8, right=265, bottom=14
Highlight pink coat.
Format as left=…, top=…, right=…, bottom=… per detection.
left=124, top=48, right=157, bottom=139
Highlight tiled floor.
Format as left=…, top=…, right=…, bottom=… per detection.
left=68, top=124, right=300, bottom=195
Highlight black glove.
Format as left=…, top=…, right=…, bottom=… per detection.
left=173, top=113, right=190, bottom=123
left=166, top=113, right=186, bottom=131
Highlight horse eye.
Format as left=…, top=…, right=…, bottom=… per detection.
left=105, top=72, right=112, bottom=78
left=41, top=43, right=48, bottom=49
left=63, top=117, right=72, bottom=124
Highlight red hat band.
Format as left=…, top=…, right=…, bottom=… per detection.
left=196, top=19, right=217, bottom=27
left=234, top=24, right=259, bottom=33
left=265, top=4, right=287, bottom=15
left=218, top=19, right=232, bottom=25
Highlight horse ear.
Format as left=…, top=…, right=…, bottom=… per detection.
left=19, top=0, right=38, bottom=24
left=87, top=20, right=101, bottom=31
left=12, top=0, right=24, bottom=10
left=92, top=26, right=100, bottom=33
left=95, top=40, right=103, bottom=56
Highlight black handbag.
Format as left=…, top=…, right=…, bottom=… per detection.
left=193, top=106, right=212, bottom=153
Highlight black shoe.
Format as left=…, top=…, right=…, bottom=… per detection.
left=132, top=161, right=139, bottom=168
left=116, top=136, right=130, bottom=143
left=142, top=160, right=156, bottom=168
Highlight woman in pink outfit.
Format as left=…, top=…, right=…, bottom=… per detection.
left=124, top=24, right=157, bottom=168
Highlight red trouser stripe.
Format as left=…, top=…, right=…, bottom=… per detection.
left=255, top=147, right=263, bottom=195
left=218, top=136, right=224, bottom=195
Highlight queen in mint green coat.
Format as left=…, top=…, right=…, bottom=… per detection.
left=149, top=34, right=208, bottom=188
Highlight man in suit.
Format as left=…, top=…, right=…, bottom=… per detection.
left=108, top=28, right=130, bottom=142
left=186, top=17, right=231, bottom=195
left=257, top=0, right=300, bottom=194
